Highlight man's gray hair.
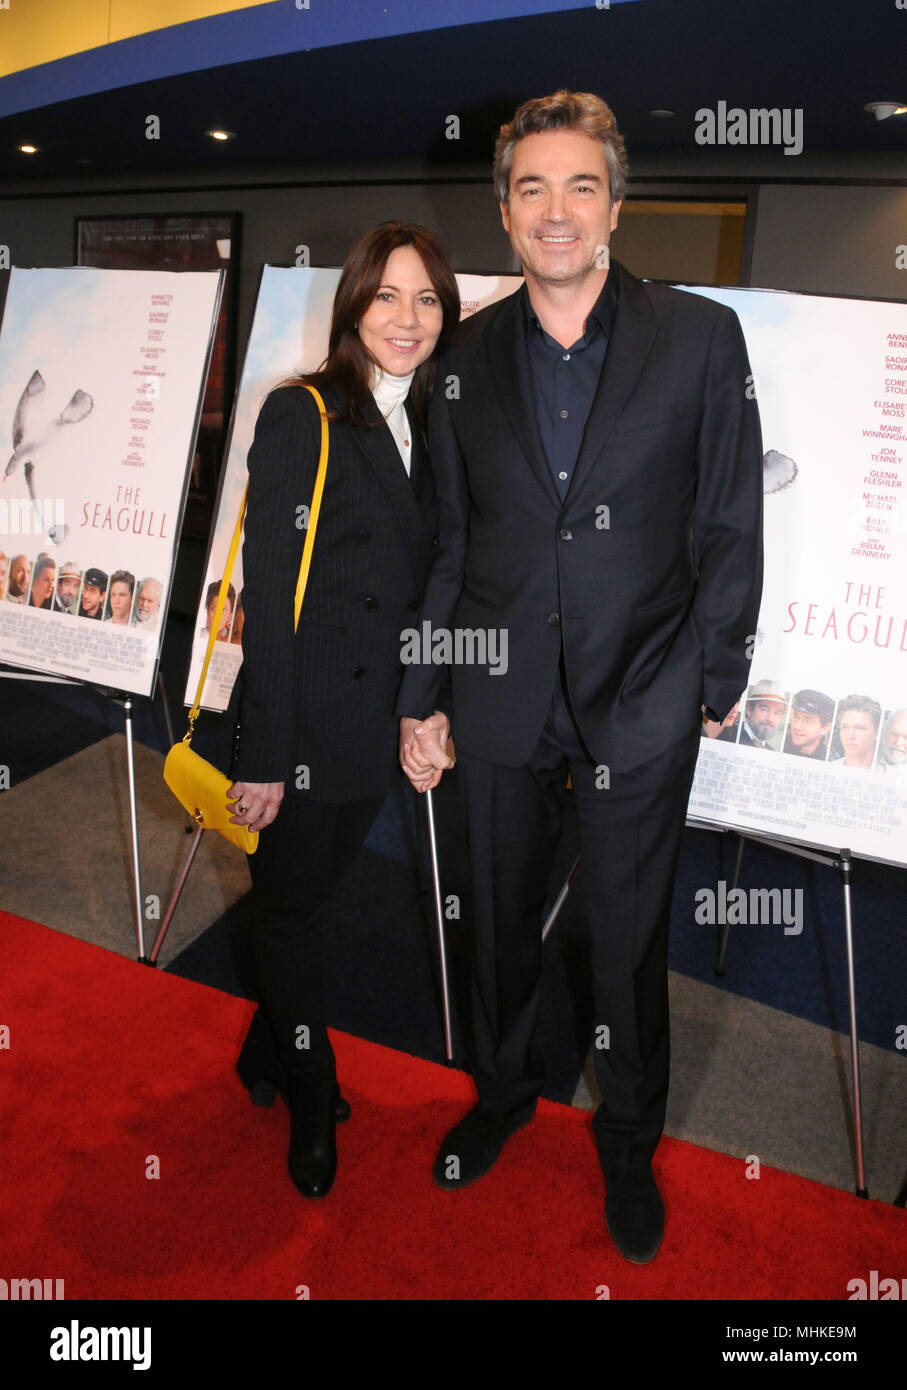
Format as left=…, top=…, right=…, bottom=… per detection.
left=493, top=90, right=629, bottom=206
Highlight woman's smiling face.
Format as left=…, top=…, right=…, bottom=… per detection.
left=356, top=245, right=444, bottom=376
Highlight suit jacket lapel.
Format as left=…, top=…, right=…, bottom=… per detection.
left=567, top=263, right=659, bottom=501
left=350, top=393, right=424, bottom=579
left=487, top=288, right=563, bottom=509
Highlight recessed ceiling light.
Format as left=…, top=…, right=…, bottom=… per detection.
left=206, top=129, right=235, bottom=142
left=649, top=109, right=676, bottom=119
left=864, top=101, right=907, bottom=121
left=19, top=143, right=39, bottom=154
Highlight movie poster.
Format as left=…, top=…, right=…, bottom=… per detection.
left=185, top=266, right=522, bottom=712
left=685, top=285, right=907, bottom=868
left=0, top=266, right=223, bottom=697
left=76, top=214, right=237, bottom=540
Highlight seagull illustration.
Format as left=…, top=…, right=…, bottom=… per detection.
left=4, top=369, right=94, bottom=544
left=762, top=448, right=797, bottom=495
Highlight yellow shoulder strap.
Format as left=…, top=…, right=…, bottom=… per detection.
left=294, top=384, right=330, bottom=628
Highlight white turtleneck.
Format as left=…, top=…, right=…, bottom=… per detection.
left=371, top=366, right=416, bottom=475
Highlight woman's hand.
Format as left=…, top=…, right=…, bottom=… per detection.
left=227, top=780, right=285, bottom=831
left=399, top=712, right=454, bottom=793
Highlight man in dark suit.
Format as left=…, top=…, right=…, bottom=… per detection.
left=398, top=91, right=763, bottom=1262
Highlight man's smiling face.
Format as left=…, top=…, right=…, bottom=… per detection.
left=500, top=129, right=621, bottom=290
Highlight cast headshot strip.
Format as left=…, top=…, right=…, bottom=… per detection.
left=703, top=678, right=894, bottom=770
left=1, top=552, right=162, bottom=630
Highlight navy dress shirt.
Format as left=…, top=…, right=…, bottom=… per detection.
left=525, top=269, right=620, bottom=500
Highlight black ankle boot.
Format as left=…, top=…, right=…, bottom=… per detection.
left=236, top=1013, right=350, bottom=1120
left=287, top=1077, right=339, bottom=1199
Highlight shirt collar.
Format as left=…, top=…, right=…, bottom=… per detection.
left=522, top=261, right=620, bottom=345
left=371, top=365, right=415, bottom=418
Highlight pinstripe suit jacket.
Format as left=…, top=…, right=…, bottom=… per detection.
left=231, top=382, right=439, bottom=802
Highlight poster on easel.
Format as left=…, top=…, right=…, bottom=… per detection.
left=0, top=266, right=223, bottom=698
left=683, top=284, right=907, bottom=869
left=185, top=265, right=522, bottom=713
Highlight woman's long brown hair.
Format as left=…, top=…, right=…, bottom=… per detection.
left=282, top=221, right=460, bottom=428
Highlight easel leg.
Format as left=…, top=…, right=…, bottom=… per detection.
left=715, top=833, right=745, bottom=976
left=150, top=825, right=205, bottom=965
left=838, top=849, right=869, bottom=1198
left=156, top=670, right=176, bottom=750
left=123, top=696, right=147, bottom=963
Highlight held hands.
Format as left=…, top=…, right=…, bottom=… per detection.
left=227, top=780, right=284, bottom=831
left=399, top=712, right=454, bottom=793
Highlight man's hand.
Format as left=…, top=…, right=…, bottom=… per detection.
left=701, top=704, right=723, bottom=739
left=400, top=712, right=454, bottom=793
left=227, top=780, right=284, bottom=831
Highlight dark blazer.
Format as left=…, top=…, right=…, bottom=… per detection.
left=397, top=261, right=764, bottom=774
left=232, top=382, right=438, bottom=802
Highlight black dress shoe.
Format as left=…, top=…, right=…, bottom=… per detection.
left=604, top=1166, right=665, bottom=1264
left=433, top=1104, right=535, bottom=1190
left=287, top=1078, right=340, bottom=1199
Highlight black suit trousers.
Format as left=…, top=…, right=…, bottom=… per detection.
left=457, top=665, right=700, bottom=1181
left=244, top=791, right=385, bottom=1084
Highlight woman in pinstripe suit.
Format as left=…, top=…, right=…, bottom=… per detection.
left=227, top=223, right=459, bottom=1198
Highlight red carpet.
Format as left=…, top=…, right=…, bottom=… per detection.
left=1, top=910, right=902, bottom=1301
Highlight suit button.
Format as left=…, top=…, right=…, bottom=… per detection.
left=352, top=667, right=366, bottom=679
left=547, top=612, right=560, bottom=626
left=363, top=596, right=378, bottom=611
left=432, top=535, right=439, bottom=546
left=559, top=528, right=573, bottom=541
left=407, top=600, right=419, bottom=613
left=356, top=529, right=370, bottom=543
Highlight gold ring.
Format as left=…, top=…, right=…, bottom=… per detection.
left=238, top=802, right=249, bottom=814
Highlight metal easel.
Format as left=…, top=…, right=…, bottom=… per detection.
left=710, top=832, right=868, bottom=1198
left=1, top=666, right=175, bottom=964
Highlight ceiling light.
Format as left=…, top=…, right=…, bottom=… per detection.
left=19, top=143, right=38, bottom=154
left=864, top=101, right=907, bottom=121
left=206, top=129, right=235, bottom=141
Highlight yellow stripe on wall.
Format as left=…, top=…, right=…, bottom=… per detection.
left=0, top=0, right=277, bottom=79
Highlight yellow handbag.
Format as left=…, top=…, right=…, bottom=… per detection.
left=163, top=385, right=330, bottom=853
